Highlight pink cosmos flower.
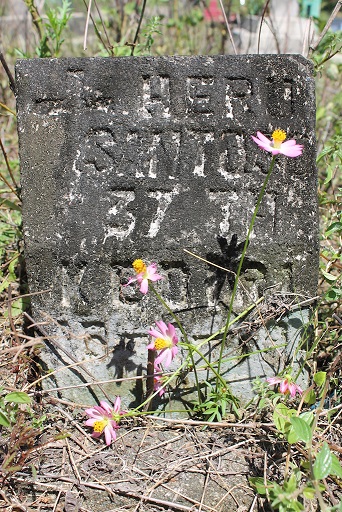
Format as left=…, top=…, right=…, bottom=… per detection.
left=267, top=376, right=303, bottom=397
left=147, top=320, right=178, bottom=368
left=153, top=364, right=166, bottom=397
left=125, top=259, right=162, bottom=294
left=85, top=397, right=123, bottom=445
left=251, top=129, right=303, bottom=157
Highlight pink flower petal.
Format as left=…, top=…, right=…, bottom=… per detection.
left=280, top=145, right=303, bottom=157
left=148, top=328, right=162, bottom=339
left=155, top=320, right=168, bottom=336
left=281, top=139, right=297, bottom=147
left=287, top=382, right=296, bottom=397
left=256, top=131, right=272, bottom=144
left=124, top=276, right=137, bottom=287
left=155, top=350, right=167, bottom=367
left=140, top=278, right=149, bottom=294
left=85, top=418, right=97, bottom=427
left=296, top=385, right=303, bottom=396
left=99, top=401, right=112, bottom=415
left=166, top=323, right=177, bottom=339
left=113, top=396, right=121, bottom=413
left=279, top=380, right=289, bottom=394
left=104, top=424, right=117, bottom=445
left=266, top=377, right=282, bottom=385
left=251, top=136, right=270, bottom=149
left=84, top=407, right=104, bottom=418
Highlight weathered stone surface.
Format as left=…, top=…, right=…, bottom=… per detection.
left=16, top=55, right=318, bottom=407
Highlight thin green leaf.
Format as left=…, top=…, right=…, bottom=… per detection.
left=314, top=442, right=332, bottom=480
left=273, top=403, right=297, bottom=434
left=321, top=269, right=339, bottom=282
left=303, top=485, right=316, bottom=499
left=5, top=392, right=31, bottom=404
left=330, top=454, right=342, bottom=478
left=303, top=389, right=316, bottom=405
left=314, top=371, right=326, bottom=387
left=325, top=221, right=342, bottom=237
left=0, top=199, right=21, bottom=211
left=317, top=145, right=334, bottom=162
left=0, top=410, right=11, bottom=427
left=284, top=473, right=297, bottom=493
left=323, top=165, right=333, bottom=184
left=290, top=416, right=312, bottom=444
left=249, top=476, right=268, bottom=495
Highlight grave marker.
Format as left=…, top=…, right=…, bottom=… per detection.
left=16, top=55, right=318, bottom=406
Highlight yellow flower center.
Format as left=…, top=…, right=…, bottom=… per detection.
left=154, top=337, right=171, bottom=350
left=93, top=419, right=109, bottom=433
left=133, top=259, right=146, bottom=274
left=272, top=129, right=287, bottom=148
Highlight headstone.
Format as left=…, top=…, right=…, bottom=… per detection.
left=16, top=55, right=318, bottom=407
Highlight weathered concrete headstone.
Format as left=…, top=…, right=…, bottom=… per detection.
left=16, top=55, right=318, bottom=407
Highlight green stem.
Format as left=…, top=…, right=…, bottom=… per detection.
left=217, top=156, right=277, bottom=382
left=188, top=344, right=226, bottom=387
left=150, top=284, right=188, bottom=342
left=198, top=296, right=264, bottom=348
left=150, top=284, right=202, bottom=404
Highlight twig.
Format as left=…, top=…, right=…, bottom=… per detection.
left=65, top=437, right=82, bottom=482
left=54, top=405, right=97, bottom=444
left=0, top=171, right=18, bottom=196
left=0, top=51, right=16, bottom=94
left=332, top=313, right=342, bottom=326
left=34, top=373, right=149, bottom=394
left=145, top=349, right=155, bottom=411
left=1, top=337, right=43, bottom=356
left=183, top=248, right=235, bottom=276
left=93, top=0, right=113, bottom=52
left=7, top=285, right=21, bottom=348
left=0, top=137, right=19, bottom=192
left=217, top=0, right=237, bottom=55
left=131, top=0, right=147, bottom=55
left=6, top=288, right=52, bottom=302
left=249, top=495, right=258, bottom=512
left=0, top=101, right=16, bottom=116
left=257, top=0, right=271, bottom=55
left=83, top=0, right=92, bottom=50
left=13, top=473, right=201, bottom=511
left=146, top=415, right=273, bottom=429
left=302, top=17, right=315, bottom=57
left=22, top=0, right=43, bottom=39
left=309, top=0, right=342, bottom=55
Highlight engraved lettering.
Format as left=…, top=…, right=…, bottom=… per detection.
left=148, top=134, right=160, bottom=178
left=82, top=128, right=121, bottom=173
left=182, top=130, right=215, bottom=177
left=146, top=186, right=180, bottom=238
left=103, top=190, right=135, bottom=243
left=218, top=132, right=245, bottom=180
left=127, top=130, right=180, bottom=179
left=208, top=191, right=237, bottom=236
left=187, top=77, right=214, bottom=114
left=225, top=79, right=252, bottom=118
left=266, top=79, right=293, bottom=117
left=141, top=75, right=170, bottom=117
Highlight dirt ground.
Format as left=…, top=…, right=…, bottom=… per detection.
left=0, top=314, right=341, bottom=511
left=1, top=405, right=283, bottom=511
